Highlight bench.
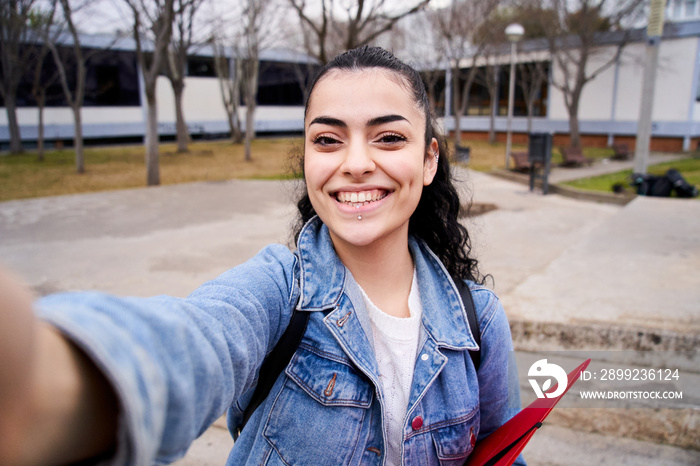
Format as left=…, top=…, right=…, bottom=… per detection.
left=559, top=146, right=594, bottom=167
left=510, top=151, right=531, bottom=171
left=611, top=143, right=631, bottom=160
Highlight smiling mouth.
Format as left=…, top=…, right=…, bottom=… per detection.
left=334, top=189, right=389, bottom=208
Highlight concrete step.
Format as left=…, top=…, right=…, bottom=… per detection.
left=522, top=423, right=700, bottom=466
left=513, top=350, right=699, bottom=452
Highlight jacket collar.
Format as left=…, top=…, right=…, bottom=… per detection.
left=295, top=217, right=347, bottom=311
left=295, top=216, right=477, bottom=349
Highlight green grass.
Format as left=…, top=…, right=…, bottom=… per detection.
left=562, top=156, right=700, bottom=196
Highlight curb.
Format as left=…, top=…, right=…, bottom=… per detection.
left=510, top=319, right=700, bottom=450
left=546, top=407, right=700, bottom=451
left=509, top=319, right=699, bottom=359
left=489, top=169, right=636, bottom=205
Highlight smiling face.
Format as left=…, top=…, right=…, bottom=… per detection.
left=304, top=68, right=438, bottom=254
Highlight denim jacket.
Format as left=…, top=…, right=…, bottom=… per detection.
left=35, top=217, right=523, bottom=465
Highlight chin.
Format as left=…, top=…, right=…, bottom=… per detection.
left=329, top=225, right=378, bottom=248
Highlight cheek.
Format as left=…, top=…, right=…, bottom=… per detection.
left=388, top=157, right=427, bottom=189
left=304, top=153, right=333, bottom=197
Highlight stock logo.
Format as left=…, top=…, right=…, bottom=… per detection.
left=528, top=359, right=568, bottom=399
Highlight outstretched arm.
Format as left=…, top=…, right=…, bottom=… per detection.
left=0, top=270, right=118, bottom=465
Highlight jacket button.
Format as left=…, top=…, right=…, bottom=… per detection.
left=470, top=427, right=477, bottom=447
left=411, top=416, right=423, bottom=430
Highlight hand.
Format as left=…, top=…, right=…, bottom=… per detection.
left=0, top=269, right=118, bottom=464
left=0, top=269, right=38, bottom=463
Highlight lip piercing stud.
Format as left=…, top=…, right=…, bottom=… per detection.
left=357, top=215, right=362, bottom=220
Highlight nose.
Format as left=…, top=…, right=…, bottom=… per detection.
left=340, top=142, right=375, bottom=178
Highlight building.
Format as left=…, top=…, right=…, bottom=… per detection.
left=431, top=20, right=700, bottom=152
left=0, top=32, right=317, bottom=150
left=3, top=19, right=700, bottom=153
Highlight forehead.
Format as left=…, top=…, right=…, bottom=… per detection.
left=306, top=68, right=424, bottom=123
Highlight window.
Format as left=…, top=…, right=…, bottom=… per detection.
left=84, top=49, right=140, bottom=106
left=257, top=60, right=319, bottom=106
left=5, top=45, right=140, bottom=108
left=187, top=57, right=216, bottom=77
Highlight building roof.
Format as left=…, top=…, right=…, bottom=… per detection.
left=22, top=28, right=318, bottom=64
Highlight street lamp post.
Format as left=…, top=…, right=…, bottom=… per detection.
left=505, top=23, right=524, bottom=170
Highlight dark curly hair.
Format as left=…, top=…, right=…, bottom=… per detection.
left=293, top=46, right=482, bottom=283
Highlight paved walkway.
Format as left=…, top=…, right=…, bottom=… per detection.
left=545, top=152, right=688, bottom=183
left=0, top=162, right=698, bottom=465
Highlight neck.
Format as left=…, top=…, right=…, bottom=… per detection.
left=330, top=229, right=415, bottom=318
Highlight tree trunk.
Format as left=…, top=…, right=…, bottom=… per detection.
left=4, top=97, right=23, bottom=154
left=488, top=103, right=496, bottom=144
left=173, top=81, right=189, bottom=152
left=231, top=59, right=243, bottom=144
left=567, top=88, right=582, bottom=149
left=242, top=57, right=259, bottom=161
left=568, top=110, right=581, bottom=150
left=226, top=112, right=236, bottom=143
left=36, top=90, right=46, bottom=161
left=487, top=66, right=499, bottom=144
left=245, top=105, right=255, bottom=161
left=231, top=110, right=243, bottom=144
left=145, top=92, right=161, bottom=186
left=453, top=113, right=462, bottom=149
left=452, top=66, right=462, bottom=149
left=72, top=104, right=85, bottom=173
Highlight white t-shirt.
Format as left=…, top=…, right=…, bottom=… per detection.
left=358, top=271, right=422, bottom=466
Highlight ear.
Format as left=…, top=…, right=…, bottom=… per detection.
left=423, top=138, right=439, bottom=186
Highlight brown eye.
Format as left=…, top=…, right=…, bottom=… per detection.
left=312, top=135, right=340, bottom=146
left=377, top=133, right=407, bottom=144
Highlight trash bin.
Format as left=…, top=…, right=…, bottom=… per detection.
left=455, top=144, right=471, bottom=163
left=528, top=133, right=553, bottom=194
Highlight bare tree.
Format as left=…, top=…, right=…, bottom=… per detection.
left=125, top=0, right=175, bottom=186
left=42, top=0, right=95, bottom=173
left=517, top=60, right=548, bottom=133
left=472, top=19, right=511, bottom=145
left=239, top=0, right=261, bottom=162
left=27, top=2, right=58, bottom=161
left=0, top=0, right=39, bottom=154
left=289, top=0, right=431, bottom=65
left=165, top=0, right=205, bottom=153
left=525, top=0, right=644, bottom=149
left=476, top=56, right=500, bottom=144
left=393, top=11, right=445, bottom=114
left=233, top=0, right=284, bottom=161
left=212, top=40, right=243, bottom=143
left=431, top=0, right=501, bottom=149
left=29, top=43, right=52, bottom=161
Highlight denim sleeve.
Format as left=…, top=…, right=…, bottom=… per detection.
left=470, top=285, right=527, bottom=466
left=34, top=244, right=298, bottom=465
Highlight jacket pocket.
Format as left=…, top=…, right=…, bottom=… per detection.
left=430, top=412, right=480, bottom=465
left=263, top=346, right=373, bottom=464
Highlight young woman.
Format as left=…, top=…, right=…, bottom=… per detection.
left=0, top=46, right=524, bottom=465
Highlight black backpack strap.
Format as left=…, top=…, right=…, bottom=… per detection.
left=453, top=277, right=481, bottom=371
left=239, top=307, right=310, bottom=432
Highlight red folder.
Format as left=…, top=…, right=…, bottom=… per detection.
left=465, top=359, right=591, bottom=466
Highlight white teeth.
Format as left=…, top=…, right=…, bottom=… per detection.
left=336, top=189, right=387, bottom=206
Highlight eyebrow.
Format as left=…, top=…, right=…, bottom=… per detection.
left=367, top=114, right=409, bottom=127
left=308, top=114, right=409, bottom=128
left=309, top=116, right=347, bottom=128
